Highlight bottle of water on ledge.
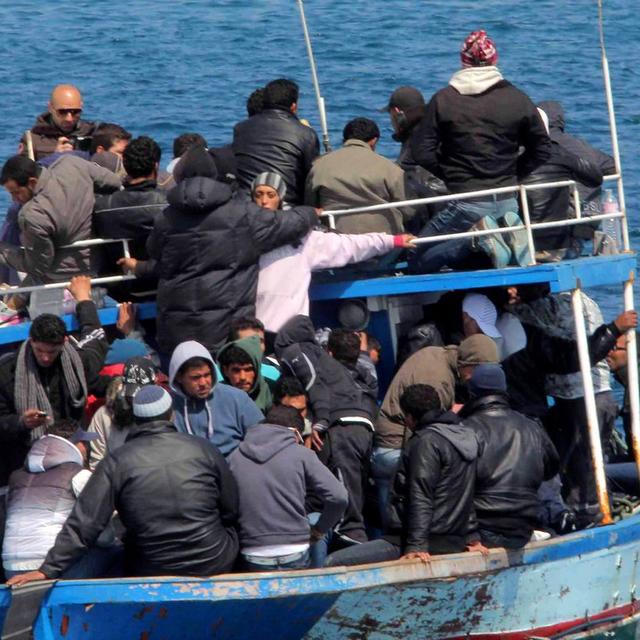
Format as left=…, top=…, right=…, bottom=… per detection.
left=600, top=189, right=621, bottom=253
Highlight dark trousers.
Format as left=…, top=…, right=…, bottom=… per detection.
left=480, top=529, right=531, bottom=550
left=319, top=423, right=373, bottom=543
left=546, top=392, right=617, bottom=523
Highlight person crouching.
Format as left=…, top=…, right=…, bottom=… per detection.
left=229, top=405, right=347, bottom=571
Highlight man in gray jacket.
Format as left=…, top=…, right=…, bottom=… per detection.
left=0, top=154, right=121, bottom=282
left=228, top=405, right=348, bottom=571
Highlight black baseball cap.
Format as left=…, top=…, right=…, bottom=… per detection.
left=122, top=356, right=158, bottom=398
left=379, top=86, right=426, bottom=113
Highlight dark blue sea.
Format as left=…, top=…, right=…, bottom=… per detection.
left=0, top=0, right=638, bottom=318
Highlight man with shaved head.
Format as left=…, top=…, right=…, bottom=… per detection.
left=18, top=84, right=96, bottom=160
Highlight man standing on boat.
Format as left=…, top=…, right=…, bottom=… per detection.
left=233, top=78, right=319, bottom=206
left=409, top=30, right=551, bottom=271
left=18, top=85, right=96, bottom=161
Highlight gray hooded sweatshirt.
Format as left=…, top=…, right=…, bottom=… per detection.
left=228, top=423, right=348, bottom=549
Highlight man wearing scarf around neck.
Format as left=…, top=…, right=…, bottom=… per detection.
left=0, top=276, right=108, bottom=490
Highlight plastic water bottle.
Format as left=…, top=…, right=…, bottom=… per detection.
left=601, top=189, right=621, bottom=252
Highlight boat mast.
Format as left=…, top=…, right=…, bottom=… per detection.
left=598, top=0, right=640, bottom=486
left=296, top=0, right=332, bottom=152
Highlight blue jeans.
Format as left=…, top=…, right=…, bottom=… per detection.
left=240, top=549, right=310, bottom=572
left=308, top=512, right=332, bottom=568
left=325, top=539, right=401, bottom=568
left=411, top=195, right=519, bottom=271
left=371, top=447, right=401, bottom=531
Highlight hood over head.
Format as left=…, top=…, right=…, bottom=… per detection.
left=428, top=421, right=481, bottom=462
left=218, top=335, right=272, bottom=410
left=235, top=422, right=297, bottom=464
left=166, top=174, right=232, bottom=215
left=449, top=66, right=504, bottom=96
left=537, top=100, right=565, bottom=132
left=27, top=434, right=84, bottom=472
left=274, top=315, right=318, bottom=354
left=169, top=340, right=217, bottom=397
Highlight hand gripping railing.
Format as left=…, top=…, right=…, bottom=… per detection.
left=0, top=237, right=135, bottom=296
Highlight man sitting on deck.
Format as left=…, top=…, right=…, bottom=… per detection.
left=460, top=365, right=559, bottom=548
left=325, top=384, right=483, bottom=567
left=409, top=29, right=550, bottom=272
left=229, top=405, right=348, bottom=572
left=7, top=385, right=240, bottom=586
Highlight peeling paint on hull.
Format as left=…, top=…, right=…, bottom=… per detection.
left=0, top=514, right=639, bottom=639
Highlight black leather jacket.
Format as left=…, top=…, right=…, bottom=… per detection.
left=522, top=141, right=603, bottom=250
left=40, top=421, right=239, bottom=578
left=232, top=108, right=319, bottom=205
left=460, top=394, right=559, bottom=538
left=504, top=319, right=622, bottom=418
left=385, top=410, right=481, bottom=553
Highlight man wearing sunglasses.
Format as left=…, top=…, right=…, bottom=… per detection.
left=18, top=84, right=96, bottom=161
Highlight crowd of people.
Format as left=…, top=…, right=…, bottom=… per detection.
left=0, top=30, right=634, bottom=586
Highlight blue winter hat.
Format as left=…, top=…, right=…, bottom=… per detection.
left=468, top=363, right=507, bottom=396
left=132, top=385, right=173, bottom=419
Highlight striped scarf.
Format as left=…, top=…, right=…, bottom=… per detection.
left=14, top=340, right=88, bottom=440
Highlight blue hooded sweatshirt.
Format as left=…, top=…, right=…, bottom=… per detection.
left=169, top=341, right=263, bottom=456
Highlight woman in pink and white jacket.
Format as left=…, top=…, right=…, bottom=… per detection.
left=254, top=172, right=414, bottom=333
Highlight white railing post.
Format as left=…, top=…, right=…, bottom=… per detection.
left=571, top=282, right=612, bottom=524
left=517, top=185, right=537, bottom=265
left=623, top=273, right=640, bottom=480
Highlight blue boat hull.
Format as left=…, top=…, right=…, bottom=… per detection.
left=0, top=513, right=634, bottom=639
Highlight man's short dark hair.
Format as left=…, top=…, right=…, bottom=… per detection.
left=229, top=316, right=264, bottom=340
left=0, top=155, right=41, bottom=186
left=343, top=117, right=380, bottom=143
left=177, top=356, right=212, bottom=377
left=265, top=404, right=305, bottom=433
left=263, top=79, right=299, bottom=110
left=123, top=136, right=162, bottom=179
left=328, top=328, right=360, bottom=367
left=399, top=384, right=441, bottom=421
left=219, top=345, right=253, bottom=368
left=247, top=88, right=265, bottom=116
left=29, top=313, right=67, bottom=344
left=274, top=376, right=306, bottom=404
left=173, top=133, right=208, bottom=158
left=90, top=123, right=132, bottom=155
left=49, top=418, right=80, bottom=440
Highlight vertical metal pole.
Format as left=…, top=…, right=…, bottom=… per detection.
left=296, top=0, right=332, bottom=152
left=597, top=0, right=629, bottom=251
left=25, top=131, right=35, bottom=161
left=623, top=274, right=640, bottom=479
left=518, top=185, right=537, bottom=265
left=571, top=282, right=612, bottom=524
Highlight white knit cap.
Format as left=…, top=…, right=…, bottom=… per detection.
left=463, top=293, right=502, bottom=339
left=132, top=385, right=173, bottom=419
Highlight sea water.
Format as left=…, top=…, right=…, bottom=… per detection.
left=0, top=0, right=638, bottom=319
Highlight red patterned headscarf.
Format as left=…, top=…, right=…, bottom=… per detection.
left=460, top=30, right=498, bottom=67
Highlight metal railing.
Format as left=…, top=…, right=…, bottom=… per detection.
left=320, top=173, right=627, bottom=267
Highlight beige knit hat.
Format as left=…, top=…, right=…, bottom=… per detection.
left=457, top=334, right=499, bottom=366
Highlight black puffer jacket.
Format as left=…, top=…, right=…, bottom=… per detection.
left=385, top=410, right=481, bottom=554
left=460, top=394, right=559, bottom=539
left=40, top=420, right=239, bottom=578
left=275, top=315, right=375, bottom=431
left=522, top=141, right=602, bottom=250
left=503, top=319, right=622, bottom=418
left=146, top=177, right=317, bottom=354
left=232, top=108, right=320, bottom=205
left=411, top=79, right=550, bottom=193
left=537, top=101, right=616, bottom=214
